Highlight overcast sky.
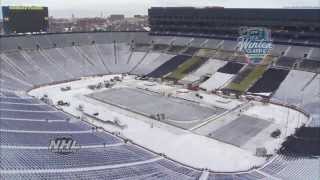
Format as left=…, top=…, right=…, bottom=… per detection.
left=1, top=0, right=319, bottom=18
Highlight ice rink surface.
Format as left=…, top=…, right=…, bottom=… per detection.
left=89, top=88, right=224, bottom=122
left=209, top=115, right=271, bottom=147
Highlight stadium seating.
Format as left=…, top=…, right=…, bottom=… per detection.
left=299, top=59, right=320, bottom=72
left=1, top=160, right=202, bottom=180
left=166, top=56, right=208, bottom=81
left=272, top=70, right=316, bottom=105
left=221, top=40, right=238, bottom=51
left=200, top=72, right=234, bottom=91
left=0, top=145, right=155, bottom=170
left=286, top=46, right=311, bottom=58
left=271, top=44, right=290, bottom=56
left=0, top=119, right=90, bottom=131
left=309, top=48, right=320, bottom=60
left=173, top=37, right=192, bottom=46
left=217, top=62, right=244, bottom=74
left=182, top=59, right=227, bottom=83
left=0, top=131, right=122, bottom=146
left=131, top=53, right=174, bottom=75
left=280, top=127, right=320, bottom=156
left=25, top=50, right=69, bottom=81
left=247, top=68, right=289, bottom=96
left=190, top=38, right=207, bottom=47
left=4, top=51, right=52, bottom=85
left=275, top=57, right=297, bottom=68
left=0, top=32, right=319, bottom=180
left=204, top=39, right=222, bottom=49
left=146, top=55, right=190, bottom=78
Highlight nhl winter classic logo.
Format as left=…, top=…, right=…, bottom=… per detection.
left=237, top=27, right=273, bottom=64
left=49, top=136, right=81, bottom=155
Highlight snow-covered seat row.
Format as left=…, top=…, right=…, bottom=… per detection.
left=3, top=52, right=52, bottom=85
left=204, top=39, right=222, bottom=49
left=309, top=48, right=320, bottom=60
left=182, top=59, right=227, bottom=83
left=299, top=59, right=320, bottom=72
left=0, top=131, right=120, bottom=146
left=0, top=119, right=90, bottom=131
left=271, top=45, right=290, bottom=56
left=221, top=40, right=238, bottom=51
left=113, top=43, right=132, bottom=73
left=25, top=50, right=69, bottom=82
left=200, top=72, right=234, bottom=91
left=286, top=46, right=311, bottom=58
left=0, top=56, right=30, bottom=84
left=131, top=53, right=175, bottom=75
left=0, top=103, right=53, bottom=111
left=272, top=70, right=316, bottom=105
left=0, top=109, right=69, bottom=120
left=0, top=145, right=155, bottom=170
left=75, top=45, right=109, bottom=75
left=173, top=37, right=192, bottom=46
left=0, top=97, right=40, bottom=104
left=260, top=156, right=289, bottom=175
left=61, top=47, right=98, bottom=76
left=277, top=156, right=320, bottom=180
left=0, top=73, right=31, bottom=90
left=1, top=159, right=201, bottom=180
left=199, top=62, right=244, bottom=91
left=275, top=56, right=297, bottom=68
left=190, top=38, right=207, bottom=47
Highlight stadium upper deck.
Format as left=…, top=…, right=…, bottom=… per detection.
left=149, top=7, right=320, bottom=45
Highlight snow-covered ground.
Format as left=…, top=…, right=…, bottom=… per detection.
left=243, top=102, right=309, bottom=153
left=200, top=72, right=234, bottom=91
left=182, top=59, right=227, bottom=83
left=29, top=75, right=309, bottom=172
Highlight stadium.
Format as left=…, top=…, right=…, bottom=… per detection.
left=0, top=5, right=319, bottom=180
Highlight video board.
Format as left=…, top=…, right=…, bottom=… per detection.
left=2, top=6, right=49, bottom=34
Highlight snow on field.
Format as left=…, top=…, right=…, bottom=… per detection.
left=243, top=102, right=309, bottom=152
left=29, top=75, right=267, bottom=172
left=182, top=59, right=227, bottom=82
left=200, top=72, right=234, bottom=91
left=244, top=103, right=309, bottom=126
left=200, top=93, right=243, bottom=110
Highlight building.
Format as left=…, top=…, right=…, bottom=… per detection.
left=109, top=14, right=125, bottom=22
left=148, top=7, right=320, bottom=44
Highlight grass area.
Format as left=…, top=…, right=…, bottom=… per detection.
left=166, top=56, right=207, bottom=80
left=227, top=64, right=268, bottom=92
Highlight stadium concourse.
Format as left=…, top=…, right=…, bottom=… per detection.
left=0, top=32, right=319, bottom=180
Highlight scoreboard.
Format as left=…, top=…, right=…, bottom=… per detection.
left=2, top=6, right=49, bottom=34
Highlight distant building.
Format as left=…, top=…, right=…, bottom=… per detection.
left=134, top=15, right=147, bottom=19
left=109, top=14, right=125, bottom=22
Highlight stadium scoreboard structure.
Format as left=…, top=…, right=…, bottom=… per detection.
left=2, top=6, right=49, bottom=34
left=148, top=7, right=320, bottom=41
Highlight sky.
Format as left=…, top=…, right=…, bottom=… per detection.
left=0, top=0, right=319, bottom=18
